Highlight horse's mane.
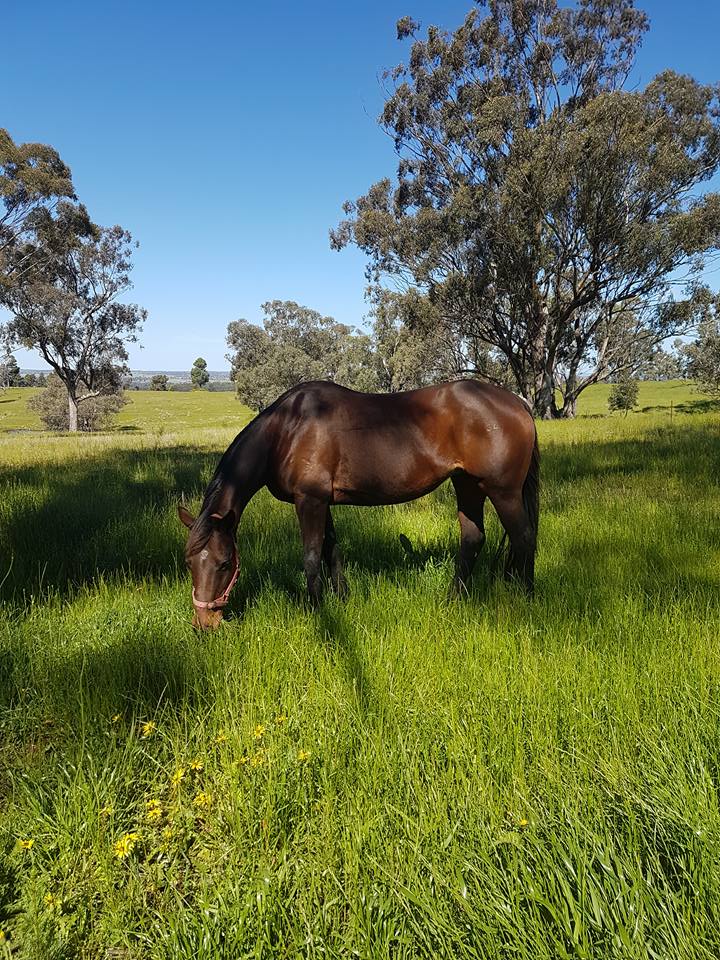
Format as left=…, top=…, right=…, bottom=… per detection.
left=185, top=390, right=293, bottom=557
left=185, top=471, right=227, bottom=557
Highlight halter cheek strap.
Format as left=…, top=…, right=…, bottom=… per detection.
left=192, top=548, right=239, bottom=611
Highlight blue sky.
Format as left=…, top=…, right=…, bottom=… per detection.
left=3, top=0, right=720, bottom=370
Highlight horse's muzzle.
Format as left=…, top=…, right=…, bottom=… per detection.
left=192, top=608, right=224, bottom=630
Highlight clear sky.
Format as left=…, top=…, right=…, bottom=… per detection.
left=3, top=0, right=720, bottom=371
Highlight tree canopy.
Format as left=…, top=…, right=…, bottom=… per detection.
left=1, top=128, right=75, bottom=291
left=227, top=301, right=380, bottom=410
left=191, top=357, right=209, bottom=389
left=332, top=0, right=720, bottom=417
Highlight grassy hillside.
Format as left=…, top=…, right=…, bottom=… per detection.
left=0, top=382, right=719, bottom=958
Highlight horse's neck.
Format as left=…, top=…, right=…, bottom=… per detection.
left=212, top=418, right=268, bottom=520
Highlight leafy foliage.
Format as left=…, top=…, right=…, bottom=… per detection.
left=190, top=358, right=209, bottom=389
left=28, top=371, right=126, bottom=431
left=684, top=295, right=720, bottom=397
left=332, top=0, right=720, bottom=417
left=227, top=301, right=380, bottom=409
left=0, top=352, right=20, bottom=388
left=151, top=374, right=169, bottom=391
left=0, top=128, right=75, bottom=291
left=608, top=377, right=639, bottom=414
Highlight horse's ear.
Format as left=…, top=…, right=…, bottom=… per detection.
left=178, top=504, right=196, bottom=529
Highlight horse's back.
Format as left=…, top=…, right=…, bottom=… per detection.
left=266, top=380, right=535, bottom=504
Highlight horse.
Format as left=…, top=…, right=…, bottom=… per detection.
left=178, top=379, right=539, bottom=629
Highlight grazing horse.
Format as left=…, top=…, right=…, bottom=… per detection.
left=179, top=380, right=539, bottom=629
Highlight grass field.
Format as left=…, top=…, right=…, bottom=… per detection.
left=1, top=381, right=719, bottom=958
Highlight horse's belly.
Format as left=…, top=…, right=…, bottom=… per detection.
left=330, top=458, right=449, bottom=506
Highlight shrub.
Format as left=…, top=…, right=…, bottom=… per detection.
left=28, top=373, right=127, bottom=431
left=608, top=378, right=639, bottom=415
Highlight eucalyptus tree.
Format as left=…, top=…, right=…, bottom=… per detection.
left=227, top=300, right=380, bottom=410
left=1, top=202, right=145, bottom=431
left=332, top=0, right=720, bottom=417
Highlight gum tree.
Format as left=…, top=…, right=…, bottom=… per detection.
left=332, top=0, right=720, bottom=417
left=1, top=202, right=145, bottom=431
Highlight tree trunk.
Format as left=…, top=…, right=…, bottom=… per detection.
left=68, top=392, right=78, bottom=432
left=534, top=371, right=558, bottom=419
left=558, top=395, right=577, bottom=418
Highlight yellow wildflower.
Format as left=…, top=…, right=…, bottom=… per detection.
left=113, top=831, right=140, bottom=859
left=18, top=838, right=34, bottom=850
left=214, top=731, right=228, bottom=744
left=250, top=749, right=265, bottom=767
left=111, top=713, right=122, bottom=724
left=189, top=758, right=204, bottom=773
left=192, top=791, right=212, bottom=809
left=253, top=724, right=265, bottom=740
left=140, top=721, right=157, bottom=739
left=0, top=929, right=5, bottom=941
left=162, top=825, right=176, bottom=841
left=275, top=713, right=287, bottom=725
left=297, top=749, right=311, bottom=762
left=518, top=818, right=529, bottom=828
left=145, top=799, right=163, bottom=821
left=171, top=767, right=186, bottom=786
left=99, top=805, right=113, bottom=818
left=44, top=892, right=62, bottom=911
left=237, top=754, right=250, bottom=766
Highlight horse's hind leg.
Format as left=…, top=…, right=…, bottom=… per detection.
left=489, top=490, right=536, bottom=593
left=295, top=494, right=328, bottom=604
left=451, top=474, right=486, bottom=595
left=322, top=509, right=348, bottom=598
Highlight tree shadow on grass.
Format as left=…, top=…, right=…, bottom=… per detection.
left=640, top=399, right=718, bottom=414
left=543, top=420, right=719, bottom=488
left=0, top=444, right=216, bottom=603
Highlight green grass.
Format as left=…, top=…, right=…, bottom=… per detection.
left=0, top=383, right=719, bottom=958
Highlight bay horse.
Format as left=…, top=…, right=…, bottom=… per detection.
left=179, top=380, right=539, bottom=629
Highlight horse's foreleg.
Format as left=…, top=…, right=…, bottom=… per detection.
left=295, top=495, right=328, bottom=605
left=322, top=510, right=348, bottom=598
left=451, top=475, right=486, bottom=595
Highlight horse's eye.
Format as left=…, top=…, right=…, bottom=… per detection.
left=218, top=559, right=233, bottom=571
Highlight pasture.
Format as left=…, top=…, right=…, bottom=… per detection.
left=1, top=382, right=719, bottom=959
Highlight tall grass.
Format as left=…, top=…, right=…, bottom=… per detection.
left=0, top=385, right=719, bottom=958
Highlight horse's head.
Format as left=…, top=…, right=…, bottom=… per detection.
left=178, top=505, right=238, bottom=629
